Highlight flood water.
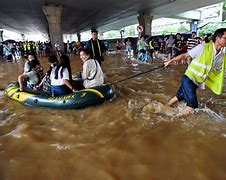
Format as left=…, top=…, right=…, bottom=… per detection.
left=0, top=53, right=226, bottom=180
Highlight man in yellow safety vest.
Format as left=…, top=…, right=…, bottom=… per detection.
left=164, top=28, right=226, bottom=115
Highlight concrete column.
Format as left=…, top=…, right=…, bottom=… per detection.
left=120, top=29, right=125, bottom=39
left=42, top=5, right=64, bottom=51
left=0, top=30, right=3, bottom=43
left=190, top=20, right=198, bottom=32
left=77, top=33, right=81, bottom=42
left=137, top=13, right=153, bottom=36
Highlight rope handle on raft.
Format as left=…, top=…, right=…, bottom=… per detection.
left=110, top=64, right=164, bottom=85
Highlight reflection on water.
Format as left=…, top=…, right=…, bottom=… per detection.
left=0, top=55, right=226, bottom=179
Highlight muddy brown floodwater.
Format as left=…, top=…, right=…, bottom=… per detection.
left=0, top=54, right=226, bottom=180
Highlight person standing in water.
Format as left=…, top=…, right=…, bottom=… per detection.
left=164, top=28, right=226, bottom=115
left=85, top=29, right=108, bottom=66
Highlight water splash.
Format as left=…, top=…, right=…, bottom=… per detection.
left=195, top=107, right=226, bottom=122
left=50, top=143, right=73, bottom=150
left=4, top=124, right=28, bottom=138
left=143, top=101, right=179, bottom=117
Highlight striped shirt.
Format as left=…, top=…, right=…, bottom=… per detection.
left=187, top=38, right=199, bottom=50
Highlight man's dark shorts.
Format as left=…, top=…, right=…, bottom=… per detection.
left=176, top=74, right=198, bottom=108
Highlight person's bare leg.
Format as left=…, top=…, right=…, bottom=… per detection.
left=182, top=106, right=194, bottom=115
left=166, top=96, right=179, bottom=106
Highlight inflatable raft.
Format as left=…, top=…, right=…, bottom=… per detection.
left=4, top=82, right=115, bottom=109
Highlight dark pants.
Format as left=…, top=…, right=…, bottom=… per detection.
left=176, top=75, right=198, bottom=108
left=51, top=85, right=71, bottom=97
left=173, top=48, right=181, bottom=56
left=95, top=56, right=104, bottom=66
left=73, top=78, right=84, bottom=90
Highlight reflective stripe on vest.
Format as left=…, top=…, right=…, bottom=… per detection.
left=185, top=41, right=225, bottom=95
left=27, top=44, right=31, bottom=51
left=205, top=56, right=226, bottom=95
left=23, top=44, right=27, bottom=51
left=91, top=40, right=101, bottom=58
left=149, top=41, right=154, bottom=49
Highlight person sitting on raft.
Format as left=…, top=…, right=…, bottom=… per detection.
left=35, top=54, right=58, bottom=95
left=50, top=54, right=75, bottom=96
left=18, top=60, right=42, bottom=91
left=24, top=53, right=43, bottom=74
left=75, top=49, right=104, bottom=89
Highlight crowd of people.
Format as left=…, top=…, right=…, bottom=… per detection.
left=112, top=31, right=214, bottom=65
left=1, top=28, right=226, bottom=115
left=0, top=39, right=86, bottom=62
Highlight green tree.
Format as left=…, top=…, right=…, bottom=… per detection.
left=198, top=23, right=226, bottom=37
left=177, top=24, right=190, bottom=33
left=125, top=25, right=136, bottom=36
left=103, top=31, right=120, bottom=39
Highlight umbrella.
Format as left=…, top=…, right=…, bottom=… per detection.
left=3, top=39, right=16, bottom=44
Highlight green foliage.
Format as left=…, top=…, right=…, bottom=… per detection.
left=177, top=24, right=190, bottom=33
left=103, top=31, right=121, bottom=39
left=161, top=27, right=178, bottom=35
left=155, top=24, right=190, bottom=35
left=198, top=23, right=226, bottom=37
left=223, top=2, right=226, bottom=10
left=124, top=25, right=136, bottom=36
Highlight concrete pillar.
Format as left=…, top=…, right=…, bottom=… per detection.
left=120, top=29, right=125, bottom=39
left=42, top=5, right=64, bottom=51
left=0, top=30, right=3, bottom=43
left=137, top=13, right=153, bottom=36
left=77, top=33, right=81, bottom=42
left=190, top=20, right=198, bottom=32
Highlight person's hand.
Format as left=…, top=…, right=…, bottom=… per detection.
left=35, top=85, right=41, bottom=90
left=163, top=60, right=171, bottom=68
left=72, top=88, right=77, bottom=93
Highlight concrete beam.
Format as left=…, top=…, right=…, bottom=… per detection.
left=172, top=10, right=201, bottom=20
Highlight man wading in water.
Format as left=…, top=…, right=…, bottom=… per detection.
left=164, top=28, right=226, bottom=115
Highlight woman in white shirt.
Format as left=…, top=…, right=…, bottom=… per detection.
left=50, top=55, right=75, bottom=96
left=79, top=49, right=104, bottom=88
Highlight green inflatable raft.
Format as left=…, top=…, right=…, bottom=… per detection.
left=4, top=82, right=115, bottom=109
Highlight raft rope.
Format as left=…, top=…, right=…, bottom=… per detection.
left=111, top=64, right=164, bottom=85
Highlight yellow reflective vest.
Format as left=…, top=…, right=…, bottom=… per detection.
left=185, top=41, right=226, bottom=95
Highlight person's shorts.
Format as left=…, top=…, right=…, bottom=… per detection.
left=173, top=48, right=181, bottom=56
left=176, top=75, right=198, bottom=108
left=51, top=85, right=71, bottom=97
left=7, top=54, right=13, bottom=60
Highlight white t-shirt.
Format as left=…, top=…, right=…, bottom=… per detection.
left=26, top=70, right=39, bottom=86
left=50, top=66, right=69, bottom=86
left=82, top=59, right=104, bottom=88
left=24, top=61, right=31, bottom=73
